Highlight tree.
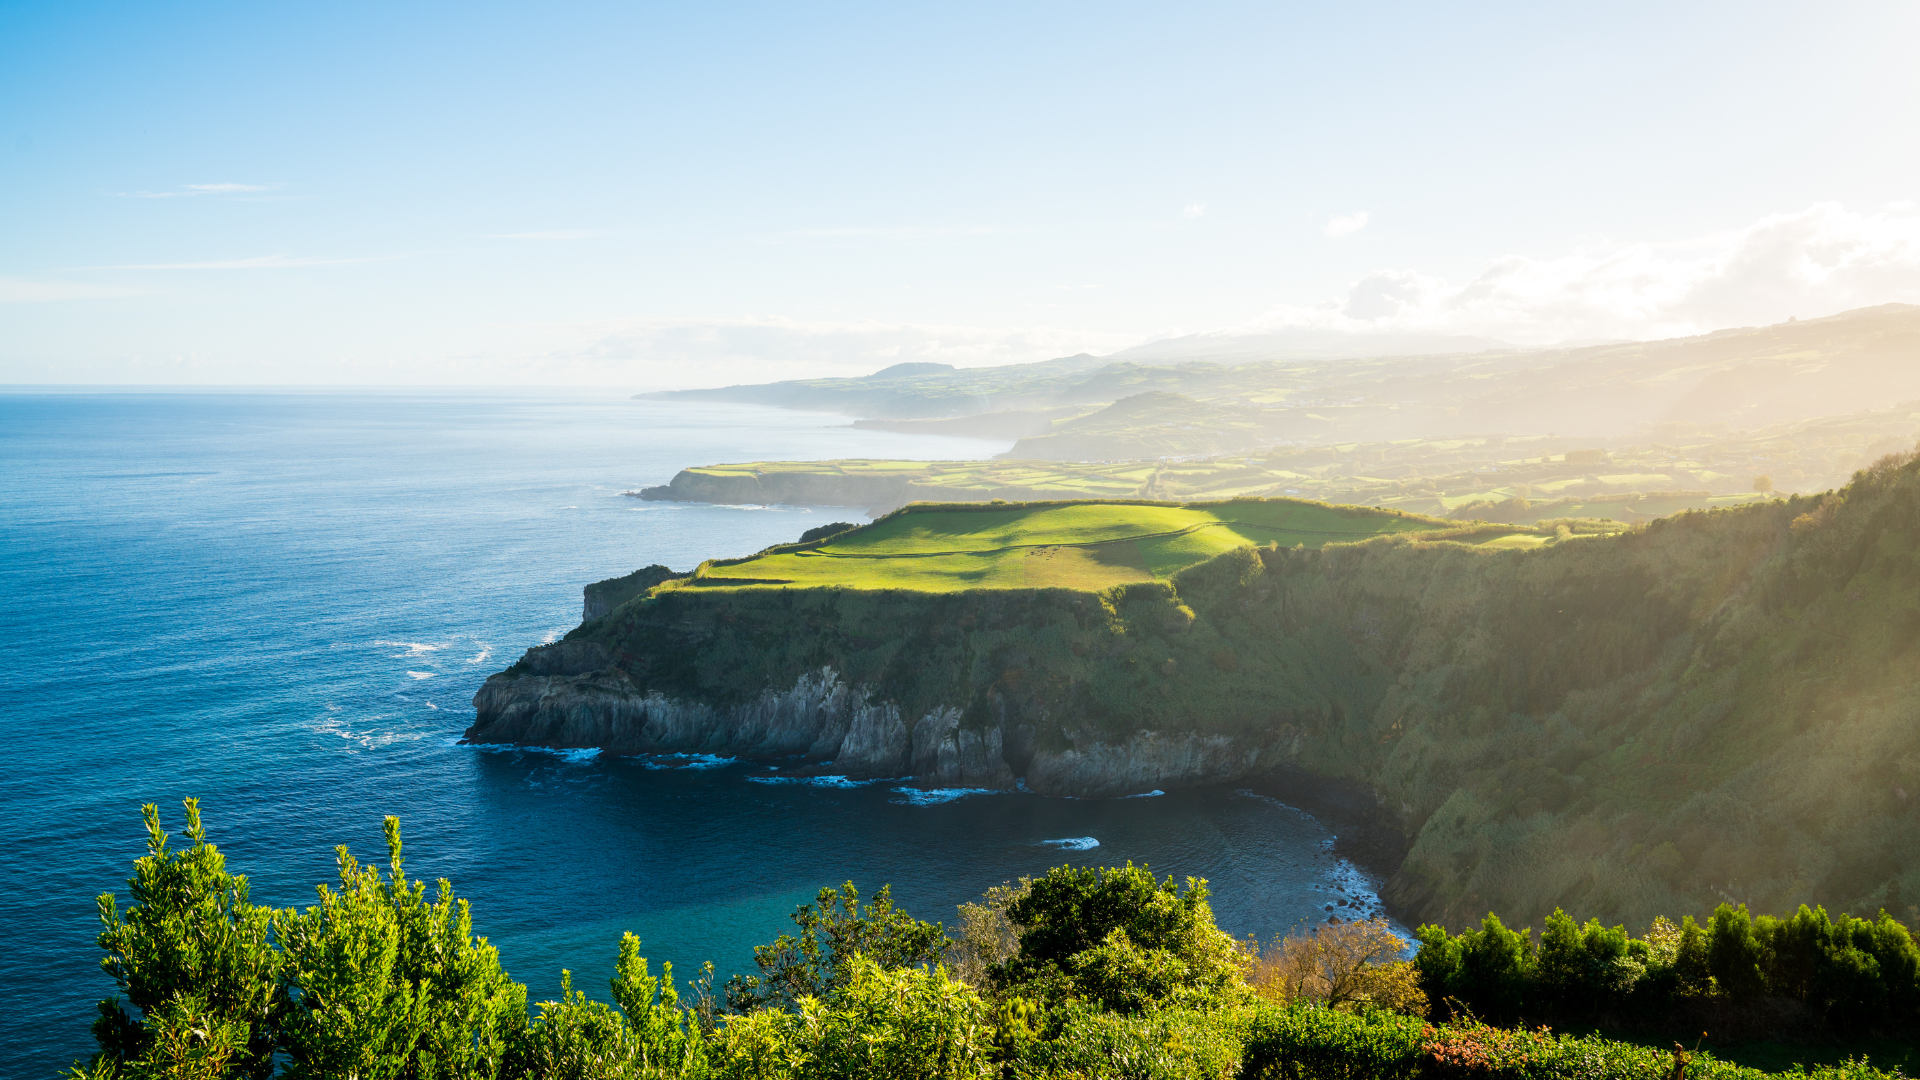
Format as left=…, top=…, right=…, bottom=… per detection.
left=1753, top=475, right=1774, bottom=493
left=947, top=879, right=1028, bottom=989
left=993, top=863, right=1245, bottom=1011
left=88, top=799, right=282, bottom=1079
left=1252, top=918, right=1426, bottom=1014
left=724, top=883, right=947, bottom=1014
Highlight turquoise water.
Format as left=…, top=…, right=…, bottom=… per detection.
left=0, top=389, right=1387, bottom=1076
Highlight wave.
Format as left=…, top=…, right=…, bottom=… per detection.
left=1121, top=789, right=1165, bottom=799
left=1037, top=837, right=1100, bottom=850
left=405, top=671, right=436, bottom=679
left=375, top=640, right=447, bottom=657
left=466, top=742, right=604, bottom=764
left=641, top=752, right=736, bottom=770
left=890, top=786, right=993, bottom=806
left=748, top=774, right=888, bottom=788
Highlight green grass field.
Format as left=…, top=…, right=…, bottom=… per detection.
left=689, top=499, right=1536, bottom=591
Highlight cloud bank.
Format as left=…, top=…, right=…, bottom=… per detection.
left=1245, top=202, right=1920, bottom=345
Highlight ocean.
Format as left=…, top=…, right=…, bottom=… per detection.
left=0, top=389, right=1392, bottom=1076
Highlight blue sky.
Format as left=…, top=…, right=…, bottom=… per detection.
left=3, top=0, right=1917, bottom=386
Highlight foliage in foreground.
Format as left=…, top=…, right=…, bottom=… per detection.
left=72, top=802, right=1917, bottom=1080
left=1415, top=905, right=1920, bottom=1038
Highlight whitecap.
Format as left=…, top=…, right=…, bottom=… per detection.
left=406, top=671, right=436, bottom=679
left=747, top=774, right=884, bottom=788
left=1121, top=789, right=1165, bottom=798
left=375, top=640, right=447, bottom=658
left=468, top=646, right=493, bottom=664
left=464, top=742, right=603, bottom=763
left=1038, top=837, right=1100, bottom=850
left=891, top=787, right=993, bottom=806
left=641, top=752, right=736, bottom=770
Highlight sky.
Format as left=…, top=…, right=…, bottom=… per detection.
left=3, top=0, right=1918, bottom=388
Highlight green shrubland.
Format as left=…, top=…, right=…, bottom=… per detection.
left=549, top=451, right=1920, bottom=930
left=72, top=803, right=1917, bottom=1080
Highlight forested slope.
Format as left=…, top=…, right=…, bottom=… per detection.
left=484, top=455, right=1920, bottom=931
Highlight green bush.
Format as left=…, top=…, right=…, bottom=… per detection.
left=1414, top=904, right=1920, bottom=1037
left=273, top=816, right=526, bottom=1079
left=72, top=804, right=1920, bottom=1080
left=88, top=800, right=281, bottom=1079
left=722, top=882, right=948, bottom=1014
left=994, top=864, right=1245, bottom=1011
left=1007, top=1002, right=1247, bottom=1080
left=1241, top=1000, right=1425, bottom=1080
left=709, top=958, right=993, bottom=1080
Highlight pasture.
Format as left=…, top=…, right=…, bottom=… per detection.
left=690, top=498, right=1536, bottom=591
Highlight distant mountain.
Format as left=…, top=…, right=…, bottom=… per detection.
left=1108, top=328, right=1513, bottom=362
left=636, top=305, right=1920, bottom=450
left=1004, top=392, right=1268, bottom=460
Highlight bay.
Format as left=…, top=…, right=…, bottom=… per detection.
left=0, top=389, right=1389, bottom=1077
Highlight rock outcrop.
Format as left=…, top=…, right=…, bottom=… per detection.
left=466, top=646, right=1294, bottom=796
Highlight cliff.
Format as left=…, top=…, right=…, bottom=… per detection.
left=472, top=456, right=1920, bottom=932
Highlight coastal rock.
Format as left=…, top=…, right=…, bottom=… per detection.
left=1024, top=728, right=1286, bottom=798
left=470, top=661, right=1276, bottom=795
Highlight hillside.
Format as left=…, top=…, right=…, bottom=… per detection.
left=689, top=499, right=1542, bottom=592
left=1002, top=391, right=1270, bottom=459
left=633, top=398, right=1920, bottom=517
left=636, top=305, right=1920, bottom=449
left=475, top=454, right=1920, bottom=932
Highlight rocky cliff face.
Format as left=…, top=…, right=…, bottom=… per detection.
left=465, top=466, right=1920, bottom=930
left=466, top=640, right=1302, bottom=796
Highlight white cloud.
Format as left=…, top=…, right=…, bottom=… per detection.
left=1242, top=202, right=1920, bottom=345
left=120, top=183, right=276, bottom=198
left=1324, top=211, right=1370, bottom=238
left=86, top=253, right=401, bottom=270
left=0, top=278, right=148, bottom=302
left=485, top=230, right=603, bottom=240
left=1182, top=203, right=1207, bottom=219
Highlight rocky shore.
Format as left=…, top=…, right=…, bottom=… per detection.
left=467, top=643, right=1305, bottom=799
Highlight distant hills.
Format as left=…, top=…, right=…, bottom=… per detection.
left=637, top=305, right=1920, bottom=465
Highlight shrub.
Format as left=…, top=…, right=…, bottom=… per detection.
left=723, top=882, right=948, bottom=1014
left=995, top=864, right=1246, bottom=1010
left=1008, top=1002, right=1247, bottom=1080
left=504, top=935, right=708, bottom=1080
left=1241, top=1002, right=1424, bottom=1080
left=87, top=800, right=281, bottom=1079
left=710, top=958, right=993, bottom=1080
left=274, top=816, right=526, bottom=1079
left=1252, top=918, right=1427, bottom=1014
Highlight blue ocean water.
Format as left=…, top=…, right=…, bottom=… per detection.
left=0, top=389, right=1390, bottom=1077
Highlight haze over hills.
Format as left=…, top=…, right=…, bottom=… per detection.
left=637, top=305, right=1920, bottom=456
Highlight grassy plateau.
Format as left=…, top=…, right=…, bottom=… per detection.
left=689, top=499, right=1550, bottom=592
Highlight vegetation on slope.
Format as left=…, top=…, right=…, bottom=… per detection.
left=686, top=499, right=1528, bottom=592
left=73, top=802, right=1919, bottom=1080
left=635, top=399, right=1919, bottom=517
left=564, top=452, right=1920, bottom=931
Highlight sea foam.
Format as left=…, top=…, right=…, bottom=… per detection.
left=890, top=786, right=993, bottom=806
